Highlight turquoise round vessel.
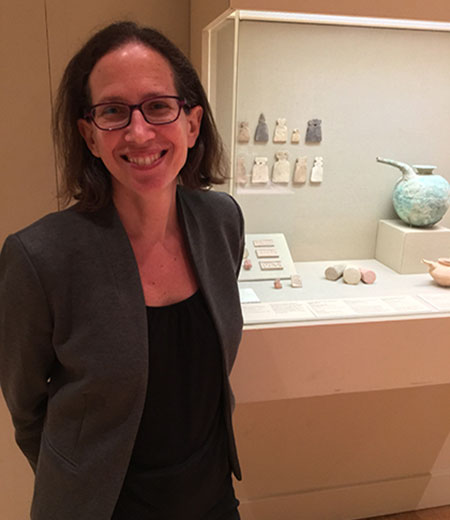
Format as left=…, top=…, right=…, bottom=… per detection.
left=393, top=167, right=449, bottom=227
left=377, top=158, right=450, bottom=228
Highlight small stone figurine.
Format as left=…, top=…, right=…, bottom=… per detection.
left=293, top=156, right=307, bottom=184
left=254, top=113, right=269, bottom=143
left=273, top=278, right=283, bottom=289
left=273, top=118, right=288, bottom=143
left=310, top=157, right=324, bottom=184
left=251, top=157, right=269, bottom=184
left=237, top=121, right=250, bottom=143
left=305, top=119, right=322, bottom=143
left=243, top=259, right=253, bottom=270
left=272, top=151, right=290, bottom=183
left=291, top=129, right=301, bottom=144
left=236, top=156, right=248, bottom=186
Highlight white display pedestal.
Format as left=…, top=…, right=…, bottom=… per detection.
left=233, top=260, right=450, bottom=520
left=375, top=219, right=450, bottom=274
left=232, top=316, right=450, bottom=520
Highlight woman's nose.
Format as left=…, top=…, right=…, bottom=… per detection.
left=124, top=109, right=156, bottom=143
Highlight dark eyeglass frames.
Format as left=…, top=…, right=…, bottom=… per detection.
left=84, top=95, right=188, bottom=131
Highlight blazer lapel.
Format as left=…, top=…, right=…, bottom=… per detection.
left=89, top=203, right=148, bottom=353
left=176, top=188, right=242, bottom=374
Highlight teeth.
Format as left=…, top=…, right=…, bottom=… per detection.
left=127, top=152, right=161, bottom=166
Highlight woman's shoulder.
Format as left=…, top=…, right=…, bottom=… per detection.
left=3, top=203, right=115, bottom=257
left=177, top=187, right=244, bottom=262
left=14, top=204, right=80, bottom=233
left=177, top=186, right=243, bottom=222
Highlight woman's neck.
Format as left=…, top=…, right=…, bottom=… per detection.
left=112, top=183, right=179, bottom=244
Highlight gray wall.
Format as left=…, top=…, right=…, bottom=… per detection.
left=220, top=20, right=450, bottom=261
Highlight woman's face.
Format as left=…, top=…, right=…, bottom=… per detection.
left=78, top=42, right=203, bottom=200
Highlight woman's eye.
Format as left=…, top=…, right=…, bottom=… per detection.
left=148, top=102, right=170, bottom=111
left=104, top=106, right=119, bottom=114
left=98, top=105, right=127, bottom=118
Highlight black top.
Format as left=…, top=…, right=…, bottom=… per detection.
left=112, top=291, right=239, bottom=520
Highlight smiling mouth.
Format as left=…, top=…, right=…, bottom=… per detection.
left=124, top=150, right=167, bottom=166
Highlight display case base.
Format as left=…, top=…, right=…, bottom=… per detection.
left=375, top=219, right=450, bottom=274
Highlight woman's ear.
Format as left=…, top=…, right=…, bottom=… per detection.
left=77, top=119, right=101, bottom=157
left=186, top=106, right=203, bottom=149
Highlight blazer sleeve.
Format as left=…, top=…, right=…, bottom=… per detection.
left=227, top=194, right=245, bottom=278
left=0, top=234, right=55, bottom=471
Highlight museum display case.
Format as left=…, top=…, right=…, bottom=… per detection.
left=204, top=9, right=450, bottom=325
left=201, top=9, right=450, bottom=520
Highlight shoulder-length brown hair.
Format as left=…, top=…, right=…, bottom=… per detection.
left=53, top=21, right=227, bottom=211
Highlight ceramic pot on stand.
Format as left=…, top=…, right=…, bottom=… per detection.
left=376, top=157, right=450, bottom=227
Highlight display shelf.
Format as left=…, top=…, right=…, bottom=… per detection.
left=238, top=259, right=450, bottom=325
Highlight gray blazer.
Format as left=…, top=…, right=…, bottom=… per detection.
left=0, top=186, right=244, bottom=520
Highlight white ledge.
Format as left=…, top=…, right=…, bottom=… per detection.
left=233, top=9, right=450, bottom=32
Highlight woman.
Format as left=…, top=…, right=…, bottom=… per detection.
left=0, top=21, right=244, bottom=520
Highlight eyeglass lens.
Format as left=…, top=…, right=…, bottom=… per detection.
left=92, top=97, right=182, bottom=130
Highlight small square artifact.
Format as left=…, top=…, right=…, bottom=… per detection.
left=255, top=248, right=279, bottom=258
left=259, top=261, right=284, bottom=270
left=253, top=239, right=275, bottom=248
left=290, top=274, right=302, bottom=288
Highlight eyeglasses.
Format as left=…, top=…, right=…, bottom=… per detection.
left=84, top=95, right=188, bottom=131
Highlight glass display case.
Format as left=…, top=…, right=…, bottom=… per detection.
left=201, top=12, right=450, bottom=520
left=204, top=10, right=450, bottom=325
